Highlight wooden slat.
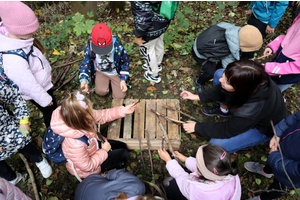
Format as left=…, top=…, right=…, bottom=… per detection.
left=107, top=99, right=124, bottom=139
left=156, top=99, right=167, bottom=139
left=145, top=100, right=156, bottom=139
left=133, top=99, right=145, bottom=139
left=167, top=99, right=179, bottom=140
left=123, top=99, right=135, bottom=139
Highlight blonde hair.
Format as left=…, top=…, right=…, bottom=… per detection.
left=60, top=91, right=95, bottom=133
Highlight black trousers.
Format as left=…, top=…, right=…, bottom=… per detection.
left=162, top=177, right=188, bottom=200
left=30, top=89, right=57, bottom=128
left=0, top=143, right=43, bottom=181
left=98, top=140, right=129, bottom=172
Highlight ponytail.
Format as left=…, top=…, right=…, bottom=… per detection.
left=229, top=162, right=239, bottom=176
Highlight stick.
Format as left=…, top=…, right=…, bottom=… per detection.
left=250, top=54, right=268, bottom=61
left=132, top=98, right=141, bottom=106
left=164, top=105, right=200, bottom=123
left=19, top=154, right=40, bottom=200
left=54, top=69, right=79, bottom=91
left=53, top=57, right=83, bottom=69
left=145, top=130, right=154, bottom=176
left=137, top=113, right=145, bottom=166
left=150, top=109, right=185, bottom=125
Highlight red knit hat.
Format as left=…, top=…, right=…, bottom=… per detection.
left=0, top=1, right=39, bottom=35
left=91, top=23, right=113, bottom=55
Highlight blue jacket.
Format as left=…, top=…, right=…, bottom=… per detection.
left=74, top=169, right=145, bottom=200
left=249, top=1, right=289, bottom=28
left=78, top=36, right=130, bottom=84
left=268, top=110, right=300, bottom=188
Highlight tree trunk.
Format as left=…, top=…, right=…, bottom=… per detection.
left=108, top=1, right=125, bottom=12
left=70, top=1, right=98, bottom=20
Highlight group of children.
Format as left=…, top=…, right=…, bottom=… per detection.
left=0, top=1, right=300, bottom=200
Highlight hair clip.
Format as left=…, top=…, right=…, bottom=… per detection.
left=213, top=168, right=219, bottom=174
left=76, top=91, right=87, bottom=109
left=220, top=151, right=226, bottom=160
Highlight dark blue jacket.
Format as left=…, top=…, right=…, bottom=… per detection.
left=74, top=169, right=145, bottom=200
left=131, top=1, right=171, bottom=41
left=268, top=110, right=300, bottom=188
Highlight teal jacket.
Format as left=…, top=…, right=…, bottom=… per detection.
left=249, top=1, right=289, bottom=28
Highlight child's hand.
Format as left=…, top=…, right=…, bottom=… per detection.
left=269, top=135, right=280, bottom=151
left=19, top=123, right=30, bottom=132
left=120, top=80, right=128, bottom=92
left=174, top=151, right=187, bottom=162
left=183, top=121, right=196, bottom=133
left=122, top=103, right=136, bottom=115
left=247, top=9, right=252, bottom=16
left=263, top=48, right=272, bottom=57
left=80, top=80, right=89, bottom=94
left=102, top=139, right=111, bottom=152
left=180, top=91, right=200, bottom=101
left=47, top=101, right=53, bottom=107
left=158, top=147, right=172, bottom=162
left=135, top=37, right=143, bottom=45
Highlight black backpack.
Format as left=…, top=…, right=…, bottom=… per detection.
left=196, top=25, right=231, bottom=59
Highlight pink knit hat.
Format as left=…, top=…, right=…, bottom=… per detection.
left=0, top=1, right=39, bottom=35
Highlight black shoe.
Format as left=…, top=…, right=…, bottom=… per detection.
left=194, top=78, right=204, bottom=95
left=201, top=105, right=230, bottom=118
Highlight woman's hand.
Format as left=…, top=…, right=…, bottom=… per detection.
left=174, top=151, right=187, bottom=162
left=122, top=103, right=136, bottom=115
left=120, top=80, right=128, bottom=92
left=80, top=80, right=89, bottom=94
left=183, top=121, right=196, bottom=133
left=102, top=139, right=111, bottom=152
left=180, top=91, right=200, bottom=101
left=263, top=47, right=273, bottom=58
left=158, top=147, right=172, bottom=162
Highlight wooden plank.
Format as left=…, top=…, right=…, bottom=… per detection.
left=123, top=99, right=135, bottom=139
left=107, top=99, right=124, bottom=139
left=133, top=99, right=145, bottom=139
left=145, top=100, right=156, bottom=139
left=112, top=138, right=181, bottom=150
left=167, top=99, right=180, bottom=140
left=156, top=99, right=167, bottom=139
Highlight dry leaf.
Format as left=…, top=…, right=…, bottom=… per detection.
left=53, top=48, right=62, bottom=56
left=147, top=86, right=157, bottom=91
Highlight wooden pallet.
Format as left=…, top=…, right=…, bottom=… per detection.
left=107, top=99, right=181, bottom=150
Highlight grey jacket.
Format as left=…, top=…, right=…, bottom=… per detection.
left=193, top=22, right=241, bottom=68
left=74, top=169, right=145, bottom=200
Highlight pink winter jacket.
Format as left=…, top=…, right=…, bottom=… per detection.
left=50, top=106, right=125, bottom=179
left=0, top=23, right=53, bottom=107
left=0, top=177, right=31, bottom=200
left=166, top=158, right=241, bottom=200
left=265, top=14, right=300, bottom=76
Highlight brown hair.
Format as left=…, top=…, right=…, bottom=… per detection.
left=114, top=193, right=158, bottom=200
left=60, top=91, right=95, bottom=134
left=224, top=60, right=267, bottom=108
left=33, top=38, right=45, bottom=54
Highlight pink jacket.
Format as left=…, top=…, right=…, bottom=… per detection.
left=0, top=177, right=31, bottom=200
left=265, top=14, right=300, bottom=76
left=50, top=106, right=125, bottom=179
left=166, top=158, right=241, bottom=200
left=0, top=23, right=53, bottom=107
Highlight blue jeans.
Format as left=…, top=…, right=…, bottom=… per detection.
left=210, top=128, right=271, bottom=154
left=213, top=69, right=224, bottom=86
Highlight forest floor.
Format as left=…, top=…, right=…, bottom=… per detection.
left=6, top=2, right=300, bottom=200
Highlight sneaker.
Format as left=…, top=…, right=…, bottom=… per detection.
left=246, top=196, right=260, bottom=200
left=193, top=78, right=204, bottom=95
left=244, top=162, right=273, bottom=178
left=144, top=71, right=161, bottom=83
left=201, top=105, right=230, bottom=118
left=142, top=64, right=162, bottom=72
left=9, top=172, right=23, bottom=185
left=36, top=157, right=52, bottom=178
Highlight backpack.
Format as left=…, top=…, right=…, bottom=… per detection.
left=159, top=1, right=179, bottom=20
left=43, top=126, right=89, bottom=164
left=196, top=25, right=231, bottom=59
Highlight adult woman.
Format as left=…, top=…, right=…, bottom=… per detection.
left=181, top=60, right=286, bottom=153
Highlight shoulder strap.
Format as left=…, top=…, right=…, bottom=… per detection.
left=1, top=47, right=33, bottom=63
left=75, top=135, right=89, bottom=146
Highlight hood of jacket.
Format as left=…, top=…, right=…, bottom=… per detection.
left=0, top=23, right=34, bottom=52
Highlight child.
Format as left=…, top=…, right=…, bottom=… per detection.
left=245, top=110, right=300, bottom=200
left=192, top=23, right=263, bottom=94
left=0, top=70, right=52, bottom=185
left=131, top=1, right=172, bottom=83
left=0, top=1, right=57, bottom=128
left=0, top=177, right=31, bottom=200
left=158, top=144, right=241, bottom=200
left=50, top=91, right=136, bottom=181
left=74, top=169, right=145, bottom=200
left=79, top=23, right=130, bottom=99
left=263, top=13, right=300, bottom=92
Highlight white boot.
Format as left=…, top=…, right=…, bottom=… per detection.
left=36, top=157, right=52, bottom=178
left=9, top=171, right=23, bottom=185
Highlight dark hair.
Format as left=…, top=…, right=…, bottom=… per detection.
left=202, top=144, right=239, bottom=177
left=224, top=60, right=267, bottom=108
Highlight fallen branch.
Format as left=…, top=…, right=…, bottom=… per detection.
left=19, top=154, right=40, bottom=200
left=53, top=51, right=74, bottom=86
left=164, top=105, right=200, bottom=123
left=150, top=109, right=185, bottom=125
left=54, top=69, right=79, bottom=91
left=145, top=130, right=154, bottom=176
left=53, top=57, right=83, bottom=69
left=250, top=55, right=268, bottom=61
left=137, top=113, right=145, bottom=166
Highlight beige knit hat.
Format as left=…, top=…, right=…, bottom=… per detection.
left=239, top=25, right=263, bottom=52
